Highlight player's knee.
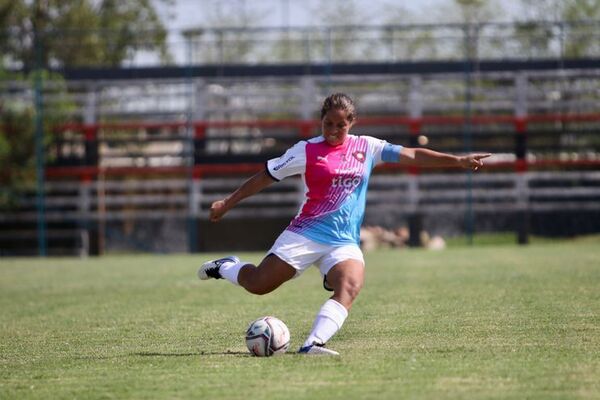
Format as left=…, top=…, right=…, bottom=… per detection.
left=339, top=279, right=363, bottom=301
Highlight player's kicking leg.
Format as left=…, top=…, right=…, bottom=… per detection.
left=198, top=254, right=295, bottom=295
left=197, top=256, right=240, bottom=280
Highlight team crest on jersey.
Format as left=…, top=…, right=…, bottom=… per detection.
left=352, top=151, right=366, bottom=163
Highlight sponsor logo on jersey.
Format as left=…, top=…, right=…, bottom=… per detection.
left=273, top=156, right=295, bottom=171
left=332, top=176, right=362, bottom=188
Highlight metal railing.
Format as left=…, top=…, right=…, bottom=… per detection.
left=180, top=21, right=600, bottom=65
left=6, top=21, right=599, bottom=68
left=2, top=171, right=599, bottom=255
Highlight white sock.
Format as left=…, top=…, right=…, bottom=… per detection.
left=302, top=299, right=348, bottom=348
left=220, top=260, right=247, bottom=286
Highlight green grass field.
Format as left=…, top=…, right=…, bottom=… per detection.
left=1, top=239, right=599, bottom=399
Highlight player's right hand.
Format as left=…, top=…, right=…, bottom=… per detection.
left=459, top=153, right=491, bottom=171
left=209, top=199, right=228, bottom=222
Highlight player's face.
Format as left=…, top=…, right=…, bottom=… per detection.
left=321, top=108, right=354, bottom=146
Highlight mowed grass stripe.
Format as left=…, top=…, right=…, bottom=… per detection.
left=1, top=240, right=599, bottom=399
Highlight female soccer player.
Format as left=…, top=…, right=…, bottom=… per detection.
left=198, top=93, right=491, bottom=355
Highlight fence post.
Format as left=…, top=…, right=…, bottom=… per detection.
left=407, top=76, right=423, bottom=247
left=190, top=123, right=206, bottom=253
left=463, top=23, right=476, bottom=245
left=189, top=178, right=201, bottom=253
left=78, top=182, right=91, bottom=257
left=190, top=121, right=206, bottom=253
left=33, top=26, right=47, bottom=256
left=82, top=85, right=100, bottom=255
left=514, top=72, right=530, bottom=245
left=300, top=76, right=315, bottom=121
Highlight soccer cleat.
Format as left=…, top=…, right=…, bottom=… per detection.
left=197, top=256, right=240, bottom=280
left=298, top=342, right=339, bottom=356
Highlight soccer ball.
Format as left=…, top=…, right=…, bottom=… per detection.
left=245, top=316, right=290, bottom=357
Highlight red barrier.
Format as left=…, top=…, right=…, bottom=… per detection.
left=51, top=112, right=600, bottom=136
left=45, top=112, right=600, bottom=179
left=44, top=159, right=600, bottom=179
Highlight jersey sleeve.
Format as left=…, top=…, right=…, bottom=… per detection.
left=363, top=135, right=403, bottom=165
left=266, top=141, right=307, bottom=181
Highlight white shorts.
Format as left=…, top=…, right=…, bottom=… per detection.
left=267, top=230, right=364, bottom=278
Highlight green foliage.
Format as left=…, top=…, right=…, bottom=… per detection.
left=453, top=0, right=498, bottom=23
left=563, top=0, right=600, bottom=20
left=1, top=240, right=599, bottom=399
left=562, top=0, right=600, bottom=57
left=1, top=0, right=170, bottom=68
left=0, top=70, right=33, bottom=207
left=512, top=21, right=554, bottom=58
left=515, top=0, right=600, bottom=57
left=0, top=70, right=73, bottom=207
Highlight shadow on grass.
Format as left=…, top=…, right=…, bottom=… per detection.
left=133, top=350, right=250, bottom=357
left=132, top=350, right=308, bottom=357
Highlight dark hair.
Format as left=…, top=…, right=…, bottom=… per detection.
left=320, top=93, right=356, bottom=122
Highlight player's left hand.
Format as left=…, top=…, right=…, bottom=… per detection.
left=459, top=153, right=491, bottom=171
left=209, top=199, right=229, bottom=222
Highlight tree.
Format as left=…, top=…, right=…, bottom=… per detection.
left=0, top=69, right=76, bottom=207
left=1, top=0, right=172, bottom=206
left=514, top=0, right=600, bottom=58
left=308, top=0, right=379, bottom=63
left=562, top=0, right=600, bottom=57
left=380, top=0, right=507, bottom=61
left=382, top=5, right=439, bottom=61
left=182, top=0, right=267, bottom=64
left=449, top=0, right=506, bottom=60
left=1, top=0, right=171, bottom=69
left=452, top=0, right=500, bottom=23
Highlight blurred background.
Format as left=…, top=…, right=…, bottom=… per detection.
left=1, top=0, right=599, bottom=256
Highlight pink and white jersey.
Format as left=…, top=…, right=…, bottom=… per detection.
left=266, top=135, right=402, bottom=246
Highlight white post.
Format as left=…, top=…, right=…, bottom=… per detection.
left=300, top=76, right=315, bottom=120
left=514, top=72, right=530, bottom=244
left=515, top=72, right=528, bottom=119
left=408, top=75, right=422, bottom=246
left=409, top=75, right=422, bottom=120
left=189, top=179, right=201, bottom=218
left=78, top=182, right=91, bottom=257
left=84, top=87, right=97, bottom=124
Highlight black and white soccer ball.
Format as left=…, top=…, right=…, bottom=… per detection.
left=245, top=316, right=290, bottom=357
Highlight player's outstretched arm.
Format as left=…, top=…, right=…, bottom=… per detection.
left=398, top=147, right=491, bottom=171
left=209, top=169, right=276, bottom=222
